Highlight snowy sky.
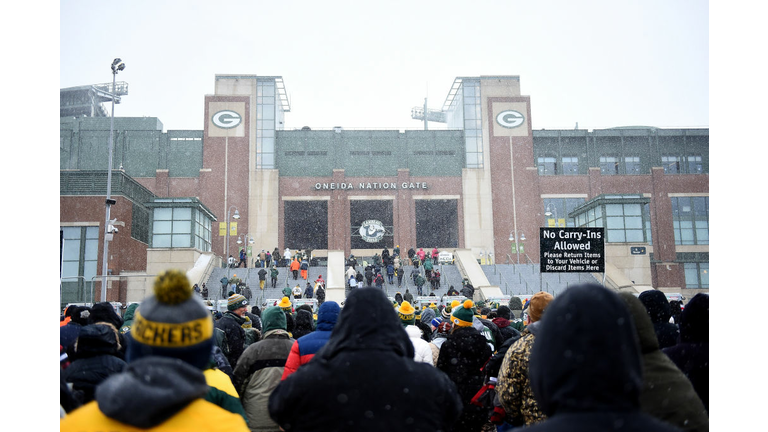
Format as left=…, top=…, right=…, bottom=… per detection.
left=58, top=0, right=710, bottom=132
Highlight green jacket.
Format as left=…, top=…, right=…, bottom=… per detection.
left=119, top=303, right=139, bottom=334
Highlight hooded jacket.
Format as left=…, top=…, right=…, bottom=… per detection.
left=405, top=325, right=434, bottom=365
left=268, top=288, right=462, bottom=431
left=215, top=311, right=248, bottom=370
left=60, top=356, right=249, bottom=431
left=281, top=301, right=340, bottom=380
left=524, top=283, right=681, bottom=432
left=638, top=290, right=680, bottom=349
left=662, top=293, right=709, bottom=412
left=62, top=324, right=127, bottom=404
left=233, top=306, right=294, bottom=431
left=437, top=325, right=493, bottom=432
left=497, top=320, right=546, bottom=426
left=618, top=293, right=709, bottom=431
left=291, top=309, right=315, bottom=340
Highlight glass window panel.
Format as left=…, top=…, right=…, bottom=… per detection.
left=623, top=204, right=642, bottom=216
left=693, top=197, right=708, bottom=216
left=262, top=137, right=275, bottom=152
left=624, top=216, right=643, bottom=229
left=62, top=239, right=81, bottom=259
left=86, top=226, right=99, bottom=239
left=463, top=85, right=475, bottom=97
left=84, top=239, right=99, bottom=259
left=173, top=220, right=191, bottom=234
left=625, top=230, right=644, bottom=242
left=605, top=204, right=623, bottom=216
left=62, top=227, right=81, bottom=240
left=262, top=153, right=275, bottom=167
left=263, top=105, right=275, bottom=119
left=83, top=260, right=98, bottom=281
left=172, top=234, right=190, bottom=248
left=607, top=230, right=625, bottom=242
left=62, top=261, right=81, bottom=280
left=606, top=216, right=624, bottom=229
left=261, top=120, right=275, bottom=130
left=699, top=263, right=709, bottom=287
left=696, top=229, right=709, bottom=244
left=153, top=221, right=172, bottom=233
left=153, top=234, right=171, bottom=248
left=684, top=263, right=698, bottom=288
left=173, top=208, right=191, bottom=220
left=154, top=208, right=172, bottom=220
left=681, top=229, right=695, bottom=244
left=262, top=129, right=275, bottom=138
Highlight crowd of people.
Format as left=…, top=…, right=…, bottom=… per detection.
left=60, top=268, right=708, bottom=431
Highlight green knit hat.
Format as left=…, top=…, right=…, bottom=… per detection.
left=451, top=299, right=475, bottom=327
left=227, top=294, right=248, bottom=311
left=262, top=306, right=287, bottom=334
left=398, top=301, right=416, bottom=326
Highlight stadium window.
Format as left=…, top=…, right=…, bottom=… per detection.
left=686, top=155, right=703, bottom=174
left=600, top=156, right=619, bottom=175
left=624, top=156, right=641, bottom=174
left=561, top=156, right=579, bottom=175
left=671, top=196, right=708, bottom=245
left=537, top=156, right=557, bottom=176
left=662, top=155, right=681, bottom=174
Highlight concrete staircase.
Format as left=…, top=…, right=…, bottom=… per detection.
left=204, top=259, right=600, bottom=307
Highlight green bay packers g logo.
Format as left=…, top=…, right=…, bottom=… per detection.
left=212, top=110, right=242, bottom=129
left=496, top=110, right=524, bottom=128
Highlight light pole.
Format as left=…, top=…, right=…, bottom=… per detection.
left=509, top=231, right=526, bottom=265
left=225, top=206, right=240, bottom=278
left=545, top=203, right=560, bottom=227
left=101, top=58, right=125, bottom=302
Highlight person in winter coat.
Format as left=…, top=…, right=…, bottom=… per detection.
left=291, top=308, right=315, bottom=340
left=282, top=284, right=292, bottom=299
left=663, top=293, right=709, bottom=412
left=497, top=291, right=554, bottom=427
left=417, top=247, right=426, bottom=263
left=432, top=247, right=439, bottom=264
left=386, top=262, right=395, bottom=284
left=300, top=257, right=309, bottom=280
left=270, top=266, right=279, bottom=288
left=394, top=291, right=404, bottom=305
left=437, top=299, right=493, bottom=432
left=233, top=306, right=295, bottom=432
left=408, top=247, right=416, bottom=265
left=418, top=307, right=437, bottom=342
left=398, top=301, right=434, bottom=365
left=61, top=306, right=91, bottom=354
left=638, top=290, right=680, bottom=349
left=215, top=294, right=252, bottom=370
left=289, top=258, right=300, bottom=280
left=292, top=284, right=302, bottom=299
left=404, top=288, right=414, bottom=304
left=492, top=305, right=522, bottom=346
left=119, top=303, right=139, bottom=334
left=523, top=283, right=680, bottom=432
left=303, top=282, right=313, bottom=299
left=87, top=302, right=127, bottom=360
left=258, top=267, right=268, bottom=290
left=60, top=270, right=249, bottom=432
left=415, top=273, right=426, bottom=296
left=203, top=348, right=248, bottom=424
left=374, top=272, right=385, bottom=289
left=268, top=288, right=462, bottom=431
left=281, top=301, right=340, bottom=380
left=618, top=292, right=709, bottom=431
left=423, top=255, right=434, bottom=279
left=62, top=323, right=127, bottom=405
left=315, top=285, right=326, bottom=305
left=429, top=321, right=452, bottom=366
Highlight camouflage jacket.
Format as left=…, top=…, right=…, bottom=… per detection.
left=496, top=322, right=547, bottom=426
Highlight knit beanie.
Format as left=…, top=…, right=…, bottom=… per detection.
left=451, top=300, right=461, bottom=310
left=496, top=305, right=512, bottom=320
left=227, top=294, right=248, bottom=311
left=420, top=307, right=436, bottom=325
left=278, top=297, right=293, bottom=312
left=437, top=321, right=452, bottom=334
left=127, top=269, right=214, bottom=370
left=442, top=305, right=452, bottom=320
left=261, top=306, right=288, bottom=334
left=398, top=301, right=416, bottom=326
left=451, top=299, right=475, bottom=327
left=526, top=291, right=554, bottom=323
left=431, top=317, right=443, bottom=328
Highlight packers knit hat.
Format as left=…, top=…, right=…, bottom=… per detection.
left=227, top=294, right=248, bottom=311
left=261, top=306, right=287, bottom=334
left=442, top=305, right=452, bottom=320
left=398, top=301, right=416, bottom=326
left=526, top=291, right=554, bottom=323
left=127, top=269, right=213, bottom=370
left=278, top=296, right=293, bottom=312
left=451, top=299, right=475, bottom=327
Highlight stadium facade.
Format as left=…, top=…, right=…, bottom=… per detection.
left=60, top=75, right=708, bottom=303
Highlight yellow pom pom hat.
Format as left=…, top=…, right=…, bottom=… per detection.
left=451, top=299, right=476, bottom=327
left=278, top=296, right=293, bottom=312
left=398, top=301, right=416, bottom=326
left=127, top=269, right=214, bottom=369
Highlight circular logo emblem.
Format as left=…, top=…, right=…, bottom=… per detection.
left=359, top=220, right=385, bottom=243
left=496, top=110, right=525, bottom=129
left=212, top=110, right=242, bottom=129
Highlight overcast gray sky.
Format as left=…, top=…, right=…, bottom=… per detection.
left=60, top=0, right=709, bottom=132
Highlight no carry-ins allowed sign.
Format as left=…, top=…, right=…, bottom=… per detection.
left=540, top=227, right=605, bottom=273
